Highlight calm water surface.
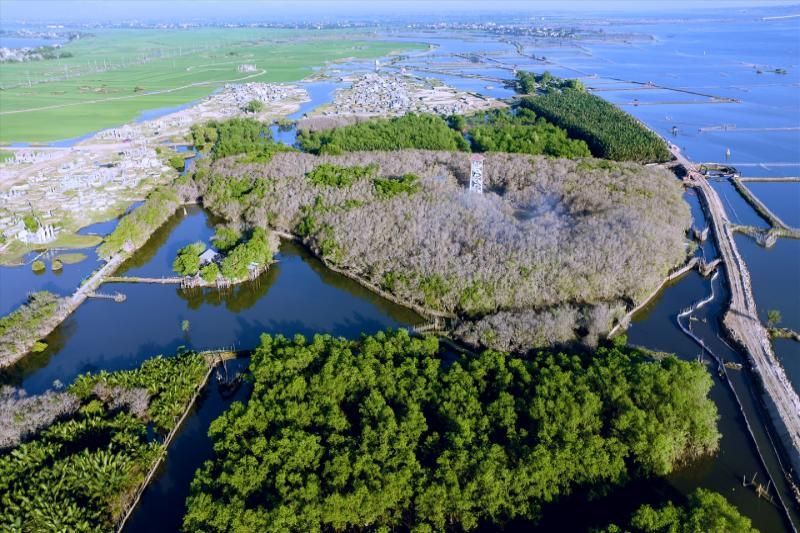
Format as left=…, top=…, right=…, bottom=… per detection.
left=1, top=208, right=419, bottom=394
left=2, top=13, right=799, bottom=531
left=744, top=181, right=800, bottom=228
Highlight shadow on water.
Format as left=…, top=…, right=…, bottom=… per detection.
left=125, top=358, right=253, bottom=533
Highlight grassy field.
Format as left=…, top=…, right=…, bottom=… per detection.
left=0, top=28, right=422, bottom=142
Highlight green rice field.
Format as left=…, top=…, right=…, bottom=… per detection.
left=0, top=28, right=422, bottom=143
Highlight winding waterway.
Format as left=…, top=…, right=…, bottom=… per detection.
left=1, top=10, right=798, bottom=531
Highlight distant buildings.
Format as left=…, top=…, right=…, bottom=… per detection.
left=324, top=73, right=499, bottom=117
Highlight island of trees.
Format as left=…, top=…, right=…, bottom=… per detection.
left=193, top=142, right=689, bottom=350
left=0, top=69, right=764, bottom=529
left=173, top=227, right=277, bottom=284
left=183, top=330, right=720, bottom=531
left=92, top=76, right=684, bottom=354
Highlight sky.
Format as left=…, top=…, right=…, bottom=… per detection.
left=1, top=0, right=798, bottom=23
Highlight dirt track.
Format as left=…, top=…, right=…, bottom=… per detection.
left=674, top=146, right=800, bottom=478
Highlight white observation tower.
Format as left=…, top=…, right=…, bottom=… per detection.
left=469, top=154, right=485, bottom=194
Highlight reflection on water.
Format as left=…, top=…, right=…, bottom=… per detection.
left=0, top=250, right=102, bottom=316
left=117, top=205, right=218, bottom=278
left=3, top=15, right=799, bottom=530
left=1, top=234, right=419, bottom=394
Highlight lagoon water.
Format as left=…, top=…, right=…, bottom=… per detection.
left=1, top=207, right=419, bottom=394
left=1, top=9, right=799, bottom=531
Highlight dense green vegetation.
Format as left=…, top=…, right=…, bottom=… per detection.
left=373, top=173, right=420, bottom=198
left=468, top=107, right=590, bottom=158
left=0, top=352, right=208, bottom=531
left=606, top=489, right=758, bottom=533
left=219, top=227, right=275, bottom=281
left=307, top=163, right=378, bottom=188
left=184, top=330, right=718, bottom=531
left=212, top=225, right=241, bottom=252
left=31, top=259, right=45, bottom=272
left=172, top=241, right=206, bottom=276
left=513, top=70, right=585, bottom=94
left=98, top=185, right=181, bottom=259
left=191, top=117, right=287, bottom=161
left=521, top=90, right=671, bottom=163
left=297, top=113, right=470, bottom=154
left=0, top=292, right=59, bottom=361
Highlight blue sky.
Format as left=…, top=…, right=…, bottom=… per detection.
left=2, top=0, right=798, bottom=23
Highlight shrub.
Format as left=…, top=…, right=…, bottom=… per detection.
left=172, top=241, right=206, bottom=276
left=212, top=226, right=241, bottom=252
left=200, top=262, right=220, bottom=283
left=244, top=99, right=264, bottom=113
left=373, top=173, right=420, bottom=198
left=306, top=163, right=377, bottom=188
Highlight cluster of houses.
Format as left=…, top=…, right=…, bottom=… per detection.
left=324, top=73, right=497, bottom=117
left=12, top=151, right=58, bottom=164
left=218, top=82, right=298, bottom=111
left=0, top=145, right=169, bottom=246
left=12, top=222, right=58, bottom=245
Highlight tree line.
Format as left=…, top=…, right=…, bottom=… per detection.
left=605, top=488, right=758, bottom=533
left=183, top=330, right=719, bottom=531
left=191, top=117, right=292, bottom=162
left=98, top=185, right=182, bottom=259
left=520, top=90, right=671, bottom=163
left=298, top=113, right=470, bottom=154
left=467, top=107, right=591, bottom=158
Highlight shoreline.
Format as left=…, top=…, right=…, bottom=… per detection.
left=675, top=146, right=800, bottom=500
left=115, top=356, right=220, bottom=533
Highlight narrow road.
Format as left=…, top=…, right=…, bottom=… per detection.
left=674, top=146, right=800, bottom=477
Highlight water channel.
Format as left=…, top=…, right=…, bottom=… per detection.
left=1, top=13, right=798, bottom=531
